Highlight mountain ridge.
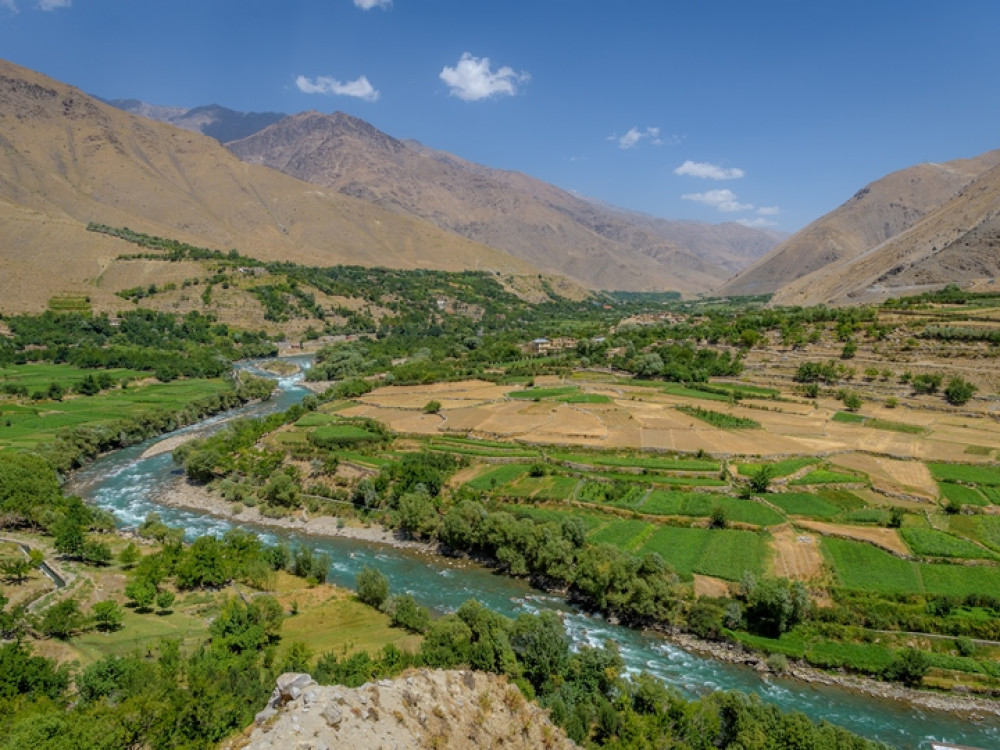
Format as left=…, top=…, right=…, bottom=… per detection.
left=0, top=59, right=539, bottom=313
left=720, top=151, right=1000, bottom=304
left=225, top=110, right=779, bottom=292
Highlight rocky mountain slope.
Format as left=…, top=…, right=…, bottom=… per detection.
left=226, top=110, right=778, bottom=293
left=720, top=150, right=1000, bottom=302
left=0, top=60, right=537, bottom=312
left=772, top=158, right=1000, bottom=306
left=230, top=670, right=576, bottom=750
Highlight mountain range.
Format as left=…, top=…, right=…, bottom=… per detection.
left=2, top=57, right=998, bottom=312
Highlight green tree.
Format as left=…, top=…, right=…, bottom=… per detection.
left=124, top=577, right=157, bottom=612
left=156, top=590, right=176, bottom=614
left=91, top=600, right=124, bottom=632
left=38, top=598, right=86, bottom=639
left=390, top=594, right=430, bottom=634
left=882, top=647, right=929, bottom=686
left=744, top=578, right=810, bottom=637
left=118, top=542, right=140, bottom=568
left=356, top=565, right=390, bottom=609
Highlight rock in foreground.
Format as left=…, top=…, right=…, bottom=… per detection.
left=228, top=669, right=577, bottom=750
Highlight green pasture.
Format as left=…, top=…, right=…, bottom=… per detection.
left=0, top=363, right=149, bottom=393
left=0, top=378, right=231, bottom=452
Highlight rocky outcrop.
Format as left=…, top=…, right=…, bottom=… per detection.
left=229, top=669, right=577, bottom=750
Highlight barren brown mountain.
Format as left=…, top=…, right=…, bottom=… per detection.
left=0, top=60, right=537, bottom=312
left=719, top=150, right=1000, bottom=301
left=227, top=111, right=779, bottom=292
left=772, top=158, right=1000, bottom=306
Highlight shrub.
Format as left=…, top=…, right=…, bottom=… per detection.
left=944, top=377, right=976, bottom=406
left=356, top=565, right=389, bottom=609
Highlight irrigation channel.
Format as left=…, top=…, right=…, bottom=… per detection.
left=66, top=356, right=998, bottom=750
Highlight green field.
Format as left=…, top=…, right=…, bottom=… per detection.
left=937, top=482, right=989, bottom=506
left=824, top=537, right=1000, bottom=597
left=790, top=468, right=862, bottom=485
left=822, top=538, right=922, bottom=595
left=508, top=385, right=579, bottom=400
left=928, top=462, right=1000, bottom=486
left=738, top=458, right=819, bottom=478
left=588, top=519, right=656, bottom=551
left=0, top=363, right=149, bottom=393
left=639, top=526, right=767, bottom=580
left=464, top=464, right=529, bottom=491
left=901, top=528, right=996, bottom=560
left=549, top=451, right=719, bottom=472
left=0, top=378, right=231, bottom=452
left=505, top=474, right=579, bottom=501
left=766, top=492, right=841, bottom=519
left=676, top=404, right=760, bottom=429
left=640, top=491, right=784, bottom=526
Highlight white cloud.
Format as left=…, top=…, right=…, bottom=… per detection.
left=295, top=74, right=380, bottom=102
left=674, top=160, right=744, bottom=180
left=37, top=0, right=70, bottom=9
left=738, top=217, right=778, bottom=228
left=610, top=126, right=665, bottom=150
left=1, top=0, right=18, bottom=11
left=353, top=0, right=390, bottom=9
left=681, top=188, right=752, bottom=212
left=439, top=53, right=529, bottom=102
left=756, top=206, right=780, bottom=215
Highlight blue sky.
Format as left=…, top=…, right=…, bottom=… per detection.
left=2, top=1, right=999, bottom=232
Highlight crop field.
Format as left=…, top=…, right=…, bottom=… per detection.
left=937, top=482, right=989, bottom=506
left=588, top=519, right=656, bottom=551
left=0, top=378, right=231, bottom=452
left=839, top=508, right=890, bottom=525
left=738, top=458, right=819, bottom=477
left=790, top=468, right=862, bottom=485
left=900, top=528, right=996, bottom=560
left=549, top=451, right=719, bottom=472
left=504, top=474, right=579, bottom=501
left=508, top=385, right=580, bottom=400
left=766, top=492, right=842, bottom=519
left=675, top=404, right=761, bottom=429
left=0, top=363, right=150, bottom=393
left=928, top=462, right=1000, bottom=486
left=822, top=538, right=923, bottom=595
left=463, top=464, right=528, bottom=491
left=639, top=526, right=767, bottom=580
left=823, top=537, right=1000, bottom=597
left=576, top=481, right=645, bottom=508
left=639, top=491, right=784, bottom=526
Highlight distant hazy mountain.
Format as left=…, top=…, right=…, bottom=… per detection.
left=720, top=151, right=1000, bottom=304
left=225, top=110, right=780, bottom=293
left=0, top=60, right=536, bottom=312
left=101, top=98, right=284, bottom=144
